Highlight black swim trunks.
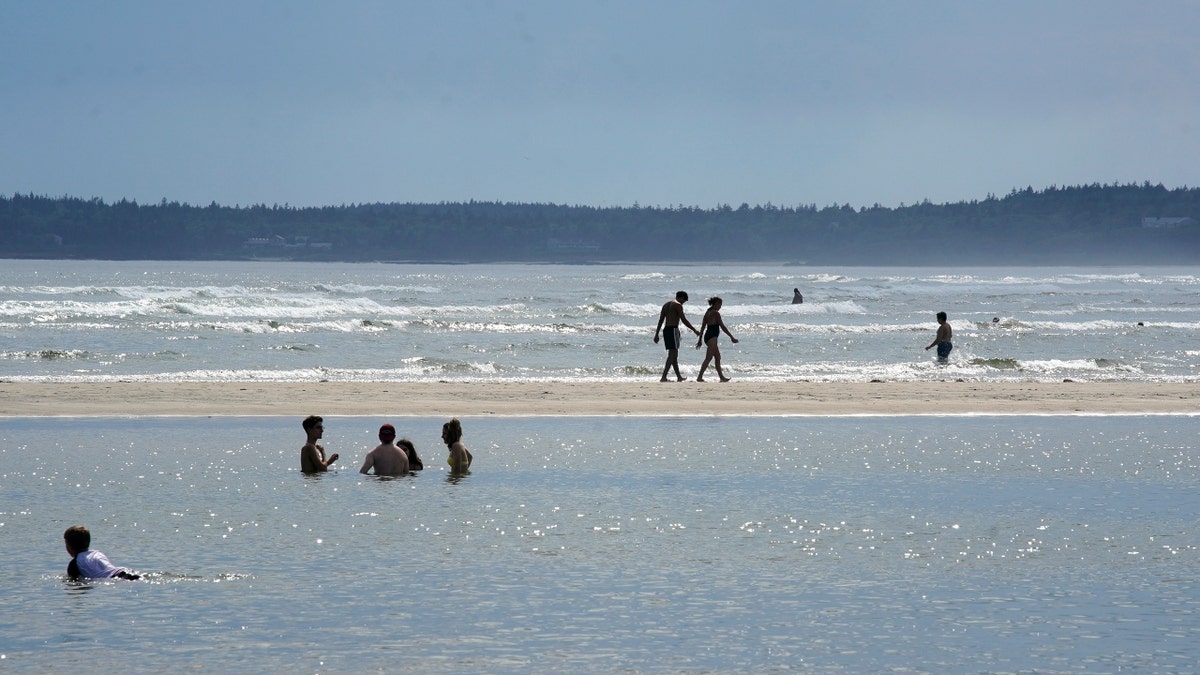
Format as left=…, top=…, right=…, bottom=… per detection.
left=663, top=326, right=681, bottom=350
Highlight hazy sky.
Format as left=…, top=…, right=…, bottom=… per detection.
left=3, top=1, right=1198, bottom=208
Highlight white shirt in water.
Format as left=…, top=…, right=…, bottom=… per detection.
left=75, top=550, right=123, bottom=578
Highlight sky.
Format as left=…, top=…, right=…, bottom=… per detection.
left=3, top=0, right=1198, bottom=209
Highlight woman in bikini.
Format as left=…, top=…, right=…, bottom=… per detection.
left=695, top=296, right=738, bottom=382
left=442, top=418, right=473, bottom=474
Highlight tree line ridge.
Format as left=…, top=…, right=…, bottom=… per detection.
left=2, top=182, right=1197, bottom=264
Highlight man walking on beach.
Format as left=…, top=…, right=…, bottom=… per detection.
left=359, top=423, right=410, bottom=476
left=300, top=415, right=339, bottom=473
left=653, top=290, right=700, bottom=382
left=924, top=311, right=953, bottom=363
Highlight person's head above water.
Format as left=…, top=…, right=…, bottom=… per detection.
left=64, top=525, right=90, bottom=554
left=442, top=418, right=463, bottom=445
left=378, top=423, right=396, bottom=442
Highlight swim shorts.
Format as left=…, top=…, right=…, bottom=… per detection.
left=663, top=326, right=681, bottom=351
left=936, top=341, right=953, bottom=360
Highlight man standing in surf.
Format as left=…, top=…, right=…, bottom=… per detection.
left=653, top=290, right=700, bottom=382
left=924, top=311, right=953, bottom=363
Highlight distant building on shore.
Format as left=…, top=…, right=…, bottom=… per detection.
left=547, top=238, right=601, bottom=252
left=1141, top=217, right=1196, bottom=229
left=243, top=235, right=332, bottom=249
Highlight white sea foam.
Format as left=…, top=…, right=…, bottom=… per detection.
left=2, top=261, right=1197, bottom=384
left=719, top=300, right=867, bottom=316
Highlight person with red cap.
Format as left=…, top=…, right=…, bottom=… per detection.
left=359, top=423, right=410, bottom=476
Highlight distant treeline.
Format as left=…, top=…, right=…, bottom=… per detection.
left=2, top=183, right=1199, bottom=264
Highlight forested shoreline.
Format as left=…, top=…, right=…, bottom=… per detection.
left=3, top=183, right=1198, bottom=264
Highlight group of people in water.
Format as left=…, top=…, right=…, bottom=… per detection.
left=63, top=295, right=951, bottom=582
left=654, top=289, right=954, bottom=380
left=300, top=414, right=473, bottom=476
left=63, top=416, right=476, bottom=581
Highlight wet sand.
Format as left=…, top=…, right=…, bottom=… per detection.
left=1, top=380, right=1196, bottom=417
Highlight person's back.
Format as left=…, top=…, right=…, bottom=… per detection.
left=64, top=525, right=139, bottom=580
left=661, top=298, right=685, bottom=326
left=362, top=443, right=409, bottom=475
left=360, top=424, right=409, bottom=476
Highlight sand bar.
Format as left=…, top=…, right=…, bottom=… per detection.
left=1, top=381, right=1196, bottom=417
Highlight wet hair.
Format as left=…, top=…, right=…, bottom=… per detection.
left=302, top=415, right=323, bottom=432
left=396, top=438, right=415, bottom=454
left=64, top=525, right=90, bottom=552
left=675, top=291, right=688, bottom=302
left=442, top=418, right=463, bottom=445
left=708, top=296, right=722, bottom=307
left=936, top=311, right=947, bottom=322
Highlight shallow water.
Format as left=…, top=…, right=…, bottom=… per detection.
left=2, top=415, right=1198, bottom=672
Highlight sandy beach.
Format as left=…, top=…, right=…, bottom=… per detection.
left=1, top=380, right=1196, bottom=417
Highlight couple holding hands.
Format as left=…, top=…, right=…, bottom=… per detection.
left=653, top=291, right=738, bottom=383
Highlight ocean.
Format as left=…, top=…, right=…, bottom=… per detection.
left=3, top=414, right=1198, bottom=672
left=2, top=260, right=1198, bottom=672
left=2, top=260, right=1198, bottom=383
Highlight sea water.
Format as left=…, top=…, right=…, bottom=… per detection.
left=2, top=260, right=1198, bottom=383
left=3, top=261, right=1198, bottom=671
left=2, top=414, right=1197, bottom=672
